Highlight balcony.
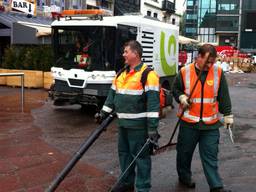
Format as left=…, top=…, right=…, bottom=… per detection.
left=162, top=0, right=175, bottom=14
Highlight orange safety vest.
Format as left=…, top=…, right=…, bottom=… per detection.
left=114, top=64, right=159, bottom=97
left=178, top=63, right=222, bottom=124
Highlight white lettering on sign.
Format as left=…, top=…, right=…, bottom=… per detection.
left=11, top=0, right=35, bottom=15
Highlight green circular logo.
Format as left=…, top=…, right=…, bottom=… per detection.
left=160, top=31, right=177, bottom=75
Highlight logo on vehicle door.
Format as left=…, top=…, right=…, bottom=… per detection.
left=160, top=31, right=177, bottom=75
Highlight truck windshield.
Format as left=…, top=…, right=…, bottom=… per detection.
left=52, top=26, right=116, bottom=71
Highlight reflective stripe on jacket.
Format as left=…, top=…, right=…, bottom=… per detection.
left=178, top=63, right=222, bottom=124
left=102, top=63, right=160, bottom=131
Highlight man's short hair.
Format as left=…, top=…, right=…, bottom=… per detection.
left=124, top=40, right=143, bottom=58
left=198, top=44, right=217, bottom=58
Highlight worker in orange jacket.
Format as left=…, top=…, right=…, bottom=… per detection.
left=173, top=44, right=233, bottom=192
left=96, top=40, right=160, bottom=192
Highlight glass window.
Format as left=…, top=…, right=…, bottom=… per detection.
left=53, top=26, right=117, bottom=71
left=186, top=28, right=197, bottom=33
left=217, top=2, right=239, bottom=13
left=200, top=8, right=208, bottom=19
left=245, top=12, right=256, bottom=29
left=198, top=10, right=216, bottom=28
left=187, top=0, right=194, bottom=6
left=216, top=16, right=239, bottom=31
left=243, top=0, right=256, bottom=10
left=186, top=14, right=197, bottom=20
left=198, top=27, right=215, bottom=43
left=219, top=4, right=228, bottom=10
left=55, top=0, right=62, bottom=6
left=209, top=35, right=215, bottom=42
left=147, top=11, right=151, bottom=16
left=200, top=0, right=216, bottom=10
left=209, top=8, right=216, bottom=13
left=230, top=4, right=235, bottom=10
left=172, top=18, right=175, bottom=25
left=200, top=0, right=211, bottom=8
left=153, top=13, right=158, bottom=18
left=211, top=0, right=216, bottom=9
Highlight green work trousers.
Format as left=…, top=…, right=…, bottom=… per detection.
left=118, top=127, right=151, bottom=192
left=176, top=126, right=223, bottom=189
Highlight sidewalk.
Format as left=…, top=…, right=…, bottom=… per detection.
left=0, top=87, right=114, bottom=192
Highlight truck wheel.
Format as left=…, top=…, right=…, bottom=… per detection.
left=81, top=104, right=97, bottom=114
left=53, top=99, right=67, bottom=106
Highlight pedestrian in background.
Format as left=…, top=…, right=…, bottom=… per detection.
left=220, top=57, right=229, bottom=73
left=95, top=40, right=160, bottom=192
left=172, top=44, right=233, bottom=192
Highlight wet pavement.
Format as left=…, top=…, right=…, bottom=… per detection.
left=0, top=73, right=256, bottom=192
left=0, top=88, right=114, bottom=192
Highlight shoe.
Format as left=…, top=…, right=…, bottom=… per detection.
left=111, top=183, right=134, bottom=192
left=178, top=178, right=196, bottom=188
left=210, top=187, right=232, bottom=192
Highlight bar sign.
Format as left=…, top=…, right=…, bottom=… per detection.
left=11, top=0, right=35, bottom=15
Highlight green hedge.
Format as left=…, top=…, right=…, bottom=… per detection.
left=1, top=45, right=54, bottom=72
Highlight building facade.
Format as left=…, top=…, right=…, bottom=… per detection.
left=185, top=0, right=235, bottom=44
left=184, top=0, right=256, bottom=51
left=114, top=0, right=177, bottom=25
left=141, top=0, right=177, bottom=24
left=114, top=0, right=140, bottom=15
left=1, top=0, right=177, bottom=23
left=184, top=0, right=198, bottom=40
left=240, top=0, right=256, bottom=52
left=216, top=0, right=240, bottom=47
left=0, top=0, right=114, bottom=16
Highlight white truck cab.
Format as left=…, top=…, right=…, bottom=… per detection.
left=50, top=13, right=179, bottom=108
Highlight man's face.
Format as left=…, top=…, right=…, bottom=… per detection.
left=197, top=54, right=216, bottom=71
left=123, top=46, right=138, bottom=66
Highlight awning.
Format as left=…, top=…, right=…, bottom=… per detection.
left=179, top=35, right=199, bottom=44
left=12, top=22, right=51, bottom=44
left=198, top=42, right=218, bottom=46
left=0, top=11, right=52, bottom=28
left=0, top=11, right=52, bottom=44
left=17, top=21, right=51, bottom=37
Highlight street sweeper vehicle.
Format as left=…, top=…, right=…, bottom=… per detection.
left=49, top=10, right=179, bottom=109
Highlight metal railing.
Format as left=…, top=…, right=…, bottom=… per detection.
left=0, top=73, right=25, bottom=112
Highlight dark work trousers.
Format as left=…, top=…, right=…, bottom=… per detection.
left=176, top=126, right=223, bottom=189
left=118, top=127, right=151, bottom=192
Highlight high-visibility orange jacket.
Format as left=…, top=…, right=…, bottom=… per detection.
left=101, top=63, right=160, bottom=132
left=178, top=63, right=222, bottom=124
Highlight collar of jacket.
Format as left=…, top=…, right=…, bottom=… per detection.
left=194, top=62, right=215, bottom=72
left=127, top=62, right=144, bottom=73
